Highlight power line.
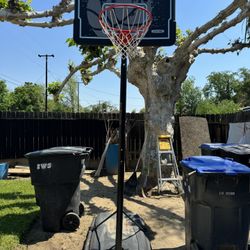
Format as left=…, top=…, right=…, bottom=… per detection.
left=78, top=83, right=142, bottom=100
left=0, top=78, right=19, bottom=87
left=0, top=73, right=21, bottom=85
left=0, top=75, right=20, bottom=87
left=11, top=28, right=63, bottom=80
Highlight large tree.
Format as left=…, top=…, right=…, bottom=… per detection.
left=84, top=101, right=118, bottom=113
left=48, top=76, right=79, bottom=112
left=0, top=80, right=11, bottom=111
left=203, top=71, right=240, bottom=103
left=236, top=68, right=250, bottom=106
left=196, top=99, right=241, bottom=115
left=1, top=0, right=250, bottom=194
left=10, top=82, right=44, bottom=112
left=175, top=77, right=202, bottom=116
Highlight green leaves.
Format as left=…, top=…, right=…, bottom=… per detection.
left=80, top=68, right=93, bottom=84
left=0, top=0, right=8, bottom=9
left=66, top=38, right=108, bottom=61
left=16, top=0, right=32, bottom=12
left=176, top=27, right=193, bottom=46
left=176, top=69, right=250, bottom=115
left=66, top=37, right=116, bottom=85
left=0, top=80, right=11, bottom=110
left=48, top=81, right=61, bottom=95
left=83, top=101, right=118, bottom=113
left=10, top=82, right=44, bottom=112
left=5, top=0, right=33, bottom=12
left=203, top=71, right=240, bottom=103
left=66, top=38, right=77, bottom=47
left=196, top=99, right=240, bottom=115
left=175, top=77, right=202, bottom=115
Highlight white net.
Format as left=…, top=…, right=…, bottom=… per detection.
left=99, top=4, right=152, bottom=58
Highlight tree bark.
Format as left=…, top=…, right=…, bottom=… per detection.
left=127, top=48, right=191, bottom=195
left=138, top=89, right=176, bottom=194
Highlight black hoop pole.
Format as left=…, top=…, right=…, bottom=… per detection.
left=115, top=55, right=127, bottom=250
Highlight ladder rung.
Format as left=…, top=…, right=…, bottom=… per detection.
left=160, top=177, right=181, bottom=181
left=160, top=163, right=174, bottom=167
left=157, top=136, right=183, bottom=194
left=159, top=151, right=174, bottom=154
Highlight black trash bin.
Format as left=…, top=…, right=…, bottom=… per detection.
left=25, top=146, right=92, bottom=232
left=200, top=143, right=236, bottom=156
left=220, top=144, right=250, bottom=167
left=181, top=156, right=250, bottom=250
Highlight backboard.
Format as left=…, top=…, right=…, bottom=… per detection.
left=74, top=0, right=176, bottom=46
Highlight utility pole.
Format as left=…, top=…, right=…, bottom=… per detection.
left=38, top=54, right=54, bottom=112
left=78, top=81, right=80, bottom=112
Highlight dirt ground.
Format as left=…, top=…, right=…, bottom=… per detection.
left=20, top=171, right=185, bottom=250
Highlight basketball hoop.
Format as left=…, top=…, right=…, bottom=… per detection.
left=99, top=4, right=153, bottom=58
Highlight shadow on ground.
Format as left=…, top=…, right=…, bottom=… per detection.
left=80, top=171, right=185, bottom=247
left=18, top=171, right=184, bottom=249
left=21, top=217, right=55, bottom=245
left=154, top=247, right=186, bottom=250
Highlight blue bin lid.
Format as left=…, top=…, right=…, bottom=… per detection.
left=181, top=156, right=250, bottom=175
left=200, top=143, right=236, bottom=150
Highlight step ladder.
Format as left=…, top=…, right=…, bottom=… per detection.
left=157, top=135, right=183, bottom=194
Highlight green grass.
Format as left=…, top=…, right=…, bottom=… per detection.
left=0, top=179, right=39, bottom=250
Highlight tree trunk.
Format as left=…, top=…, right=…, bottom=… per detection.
left=127, top=48, right=190, bottom=195
left=138, top=93, right=176, bottom=194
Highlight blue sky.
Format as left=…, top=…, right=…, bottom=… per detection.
left=0, top=0, right=249, bottom=112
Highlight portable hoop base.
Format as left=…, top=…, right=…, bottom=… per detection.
left=84, top=211, right=151, bottom=250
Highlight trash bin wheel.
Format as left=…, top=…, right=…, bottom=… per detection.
left=62, top=212, right=80, bottom=231
left=79, top=202, right=85, bottom=217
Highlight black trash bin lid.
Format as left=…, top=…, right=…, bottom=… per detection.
left=25, top=146, right=93, bottom=159
left=199, top=143, right=236, bottom=150
left=49, top=146, right=93, bottom=154
left=181, top=156, right=250, bottom=175
left=220, top=144, right=250, bottom=155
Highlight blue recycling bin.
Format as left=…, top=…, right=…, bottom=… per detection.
left=105, top=144, right=119, bottom=175
left=181, top=156, right=250, bottom=250
left=0, top=163, right=9, bottom=179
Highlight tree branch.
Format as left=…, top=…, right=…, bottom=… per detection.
left=198, top=42, right=250, bottom=54
left=107, top=66, right=121, bottom=78
left=53, top=0, right=73, bottom=15
left=91, top=57, right=121, bottom=78
left=0, top=1, right=74, bottom=27
left=55, top=49, right=116, bottom=96
left=11, top=18, right=73, bottom=27
left=190, top=2, right=250, bottom=51
left=182, top=0, right=245, bottom=49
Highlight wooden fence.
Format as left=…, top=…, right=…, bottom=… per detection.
left=204, top=112, right=250, bottom=143
left=0, top=112, right=144, bottom=168
left=1, top=111, right=250, bottom=167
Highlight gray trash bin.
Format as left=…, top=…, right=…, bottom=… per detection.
left=25, top=146, right=92, bottom=232
left=200, top=143, right=236, bottom=156
left=220, top=144, right=250, bottom=167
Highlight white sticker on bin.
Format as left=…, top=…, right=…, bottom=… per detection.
left=36, top=163, right=52, bottom=170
